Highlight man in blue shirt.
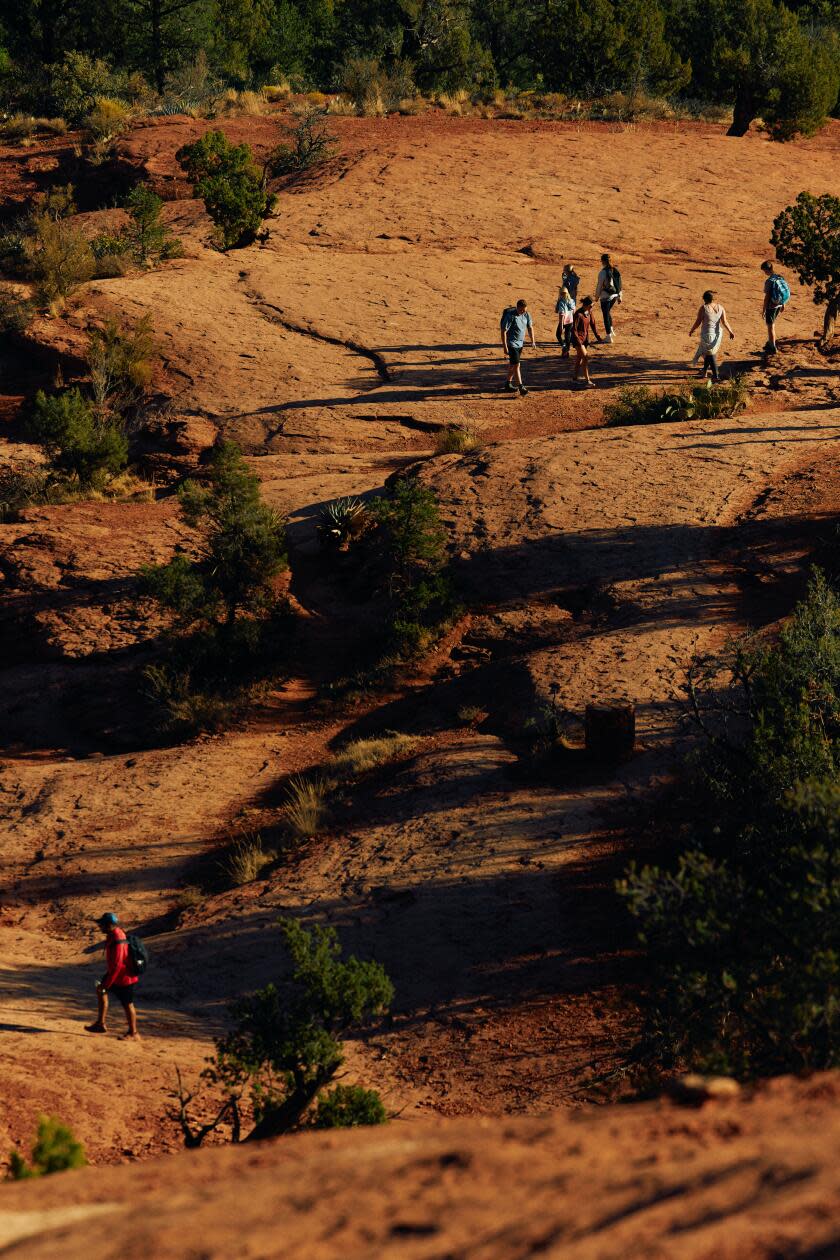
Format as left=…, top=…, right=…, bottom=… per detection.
left=501, top=298, right=537, bottom=395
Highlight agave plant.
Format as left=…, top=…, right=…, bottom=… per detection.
left=317, top=495, right=367, bottom=548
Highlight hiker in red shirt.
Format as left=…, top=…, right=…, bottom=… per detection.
left=85, top=912, right=140, bottom=1039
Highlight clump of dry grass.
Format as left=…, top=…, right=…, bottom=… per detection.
left=331, top=732, right=415, bottom=779
left=434, top=424, right=480, bottom=455
left=285, top=775, right=328, bottom=838
left=222, top=832, right=270, bottom=885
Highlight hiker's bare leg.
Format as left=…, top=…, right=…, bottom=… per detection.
left=507, top=361, right=516, bottom=384
left=86, top=985, right=108, bottom=1032
left=513, top=362, right=523, bottom=387
left=122, top=1002, right=139, bottom=1039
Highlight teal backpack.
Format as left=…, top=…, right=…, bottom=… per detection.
left=768, top=275, right=790, bottom=305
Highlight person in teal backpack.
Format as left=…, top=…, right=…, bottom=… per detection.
left=761, top=260, right=791, bottom=355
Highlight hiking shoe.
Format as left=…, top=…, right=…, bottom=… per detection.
left=519, top=385, right=528, bottom=395
left=505, top=381, right=517, bottom=392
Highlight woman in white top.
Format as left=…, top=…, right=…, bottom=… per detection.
left=689, top=289, right=734, bottom=382
left=555, top=285, right=576, bottom=357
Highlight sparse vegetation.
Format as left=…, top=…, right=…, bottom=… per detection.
left=620, top=571, right=840, bottom=1078
left=88, top=315, right=155, bottom=418
left=0, top=282, right=34, bottom=334
left=175, top=919, right=392, bottom=1144
left=8, top=1116, right=86, bottom=1179
left=604, top=378, right=748, bottom=427
left=434, top=424, right=481, bottom=455
left=268, top=106, right=337, bottom=176
left=317, top=495, right=367, bottom=550
left=139, top=443, right=289, bottom=738
left=23, top=201, right=95, bottom=310
left=313, top=1084, right=388, bottom=1129
left=176, top=131, right=275, bottom=249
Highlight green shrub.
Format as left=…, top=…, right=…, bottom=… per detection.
left=141, top=662, right=239, bottom=738
left=268, top=107, right=338, bottom=176
left=340, top=57, right=416, bottom=114
left=363, top=475, right=454, bottom=655
left=207, top=918, right=393, bottom=1141
left=85, top=95, right=131, bottom=139
left=28, top=388, right=128, bottom=488
left=0, top=461, right=51, bottom=520
left=176, top=130, right=275, bottom=249
left=88, top=314, right=155, bottom=416
left=0, top=283, right=34, bottom=334
left=23, top=212, right=95, bottom=309
left=313, top=1084, right=387, bottom=1129
left=141, top=441, right=287, bottom=631
left=123, top=184, right=182, bottom=263
left=604, top=378, right=748, bottom=427
left=48, top=52, right=117, bottom=124
left=620, top=572, right=840, bottom=1078
left=341, top=57, right=385, bottom=114
left=0, top=113, right=37, bottom=142
left=9, top=1116, right=86, bottom=1179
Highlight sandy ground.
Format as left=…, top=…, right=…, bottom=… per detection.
left=0, top=115, right=838, bottom=1168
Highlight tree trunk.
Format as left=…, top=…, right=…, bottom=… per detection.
left=245, top=1071, right=333, bottom=1142
left=727, top=88, right=755, bottom=137
left=821, top=296, right=839, bottom=347
left=151, top=0, right=165, bottom=94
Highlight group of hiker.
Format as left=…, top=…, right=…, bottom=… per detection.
left=500, top=255, right=791, bottom=392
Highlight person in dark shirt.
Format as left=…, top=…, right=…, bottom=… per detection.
left=572, top=297, right=597, bottom=387
left=85, top=912, right=140, bottom=1040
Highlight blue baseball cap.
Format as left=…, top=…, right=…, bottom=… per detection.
left=97, top=912, right=119, bottom=928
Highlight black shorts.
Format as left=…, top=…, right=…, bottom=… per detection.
left=765, top=304, right=784, bottom=326
left=108, top=982, right=138, bottom=1008
left=508, top=345, right=522, bottom=364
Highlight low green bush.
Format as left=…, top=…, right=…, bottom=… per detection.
left=209, top=919, right=393, bottom=1141
left=88, top=314, right=155, bottom=417
left=365, top=475, right=454, bottom=656
left=139, top=444, right=290, bottom=738
left=604, top=378, right=748, bottom=427
left=48, top=52, right=117, bottom=124
left=123, top=184, right=182, bottom=263
left=141, top=442, right=287, bottom=631
left=0, top=461, right=52, bottom=520
left=9, top=1116, right=86, bottom=1179
left=0, top=283, right=34, bottom=334
left=176, top=130, right=275, bottom=249
left=620, top=571, right=840, bottom=1078
left=23, top=212, right=95, bottom=310
left=28, top=388, right=128, bottom=488
left=434, top=424, right=480, bottom=454
left=313, top=1084, right=387, bottom=1128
